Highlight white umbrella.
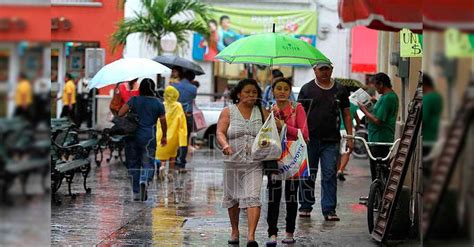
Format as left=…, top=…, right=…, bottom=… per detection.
left=88, top=58, right=171, bottom=89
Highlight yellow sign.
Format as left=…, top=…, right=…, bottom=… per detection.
left=400, top=28, right=423, bottom=57
left=445, top=28, right=474, bottom=58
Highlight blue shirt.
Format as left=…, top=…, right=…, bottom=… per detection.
left=172, top=79, right=197, bottom=113
left=218, top=28, right=241, bottom=52
left=127, top=96, right=165, bottom=146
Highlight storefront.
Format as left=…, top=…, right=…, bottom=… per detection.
left=0, top=4, right=49, bottom=118
left=51, top=0, right=124, bottom=117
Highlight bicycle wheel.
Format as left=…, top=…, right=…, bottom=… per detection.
left=352, top=129, right=368, bottom=159
left=367, top=180, right=384, bottom=233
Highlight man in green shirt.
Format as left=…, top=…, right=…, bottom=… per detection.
left=358, top=73, right=399, bottom=181
left=422, top=74, right=443, bottom=185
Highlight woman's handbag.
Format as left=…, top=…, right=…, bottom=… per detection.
left=110, top=97, right=139, bottom=135
left=251, top=110, right=283, bottom=161
left=273, top=129, right=310, bottom=180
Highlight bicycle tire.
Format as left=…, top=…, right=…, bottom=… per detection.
left=352, top=129, right=368, bottom=159
left=367, top=180, right=384, bottom=234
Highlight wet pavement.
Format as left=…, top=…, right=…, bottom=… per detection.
left=0, top=174, right=50, bottom=246
left=51, top=148, right=416, bottom=246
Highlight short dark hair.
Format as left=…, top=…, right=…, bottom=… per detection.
left=65, top=73, right=73, bottom=80
left=229, top=78, right=262, bottom=106
left=271, top=69, right=284, bottom=78
left=173, top=66, right=184, bottom=79
left=139, top=78, right=156, bottom=97
left=271, top=77, right=292, bottom=90
left=209, top=19, right=217, bottom=26
left=374, top=72, right=392, bottom=88
left=184, top=70, right=196, bottom=81
left=220, top=15, right=230, bottom=24
left=423, top=73, right=434, bottom=88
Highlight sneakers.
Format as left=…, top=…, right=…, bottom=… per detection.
left=132, top=193, right=140, bottom=201
left=337, top=171, right=346, bottom=181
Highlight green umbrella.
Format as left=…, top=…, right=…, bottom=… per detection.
left=215, top=32, right=330, bottom=67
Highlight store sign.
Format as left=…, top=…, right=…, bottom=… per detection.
left=192, top=7, right=318, bottom=61
left=400, top=28, right=423, bottom=57
left=445, top=28, right=474, bottom=58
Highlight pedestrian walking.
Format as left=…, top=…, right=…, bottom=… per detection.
left=172, top=69, right=197, bottom=171
left=109, top=78, right=139, bottom=116
left=118, top=79, right=167, bottom=201
left=297, top=61, right=354, bottom=221
left=156, top=86, right=187, bottom=180
left=337, top=101, right=360, bottom=181
left=60, top=73, right=77, bottom=123
left=265, top=78, right=308, bottom=246
left=14, top=73, right=33, bottom=120
left=216, top=79, right=265, bottom=247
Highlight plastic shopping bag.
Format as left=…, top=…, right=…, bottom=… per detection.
left=251, top=111, right=283, bottom=161
left=273, top=129, right=310, bottom=180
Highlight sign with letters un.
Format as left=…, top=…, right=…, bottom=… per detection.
left=400, top=28, right=423, bottom=58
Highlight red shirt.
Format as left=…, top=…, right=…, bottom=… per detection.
left=273, top=102, right=309, bottom=141
left=118, top=83, right=139, bottom=104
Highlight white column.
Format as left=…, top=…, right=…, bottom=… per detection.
left=56, top=43, right=66, bottom=118
left=7, top=43, right=19, bottom=118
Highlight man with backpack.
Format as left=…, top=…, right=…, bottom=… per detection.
left=297, top=61, right=354, bottom=221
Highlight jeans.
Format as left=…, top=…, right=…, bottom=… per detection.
left=267, top=177, right=299, bottom=237
left=176, top=114, right=193, bottom=169
left=126, top=137, right=156, bottom=194
left=299, top=140, right=339, bottom=216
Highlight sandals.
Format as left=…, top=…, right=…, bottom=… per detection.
left=324, top=213, right=340, bottom=221
left=299, top=211, right=311, bottom=218
left=281, top=237, right=296, bottom=244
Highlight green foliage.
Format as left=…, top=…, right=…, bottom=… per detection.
left=111, top=0, right=211, bottom=54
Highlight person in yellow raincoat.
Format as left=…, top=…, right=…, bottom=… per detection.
left=156, top=86, right=188, bottom=180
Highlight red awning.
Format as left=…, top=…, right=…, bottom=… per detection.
left=338, top=0, right=422, bottom=33
left=351, top=26, right=378, bottom=73
left=423, top=0, right=474, bottom=33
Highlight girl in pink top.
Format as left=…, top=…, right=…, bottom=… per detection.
left=266, top=77, right=308, bottom=245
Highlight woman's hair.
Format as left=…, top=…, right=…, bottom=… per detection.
left=128, top=78, right=138, bottom=89
left=173, top=66, right=184, bottom=79
left=271, top=77, right=292, bottom=90
left=139, top=78, right=156, bottom=97
left=229, top=78, right=262, bottom=106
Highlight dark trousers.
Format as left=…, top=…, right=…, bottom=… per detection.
left=126, top=137, right=156, bottom=194
left=299, top=140, right=340, bottom=216
left=14, top=106, right=30, bottom=120
left=61, top=105, right=76, bottom=124
left=176, top=114, right=193, bottom=169
left=369, top=145, right=390, bottom=181
left=267, top=177, right=299, bottom=237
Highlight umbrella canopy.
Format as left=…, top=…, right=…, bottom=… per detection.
left=152, top=55, right=205, bottom=75
left=335, top=78, right=366, bottom=92
left=338, top=0, right=422, bottom=33
left=88, top=58, right=171, bottom=89
left=215, top=32, right=330, bottom=67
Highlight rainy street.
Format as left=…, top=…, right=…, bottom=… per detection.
left=50, top=148, right=401, bottom=246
